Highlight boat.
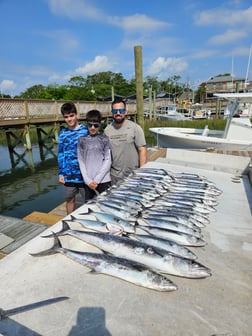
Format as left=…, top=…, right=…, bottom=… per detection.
left=145, top=103, right=190, bottom=121
left=149, top=92, right=252, bottom=150
left=191, top=103, right=212, bottom=119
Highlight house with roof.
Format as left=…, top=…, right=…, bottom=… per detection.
left=204, top=75, right=251, bottom=100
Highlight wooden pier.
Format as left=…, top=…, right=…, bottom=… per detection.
left=0, top=98, right=137, bottom=150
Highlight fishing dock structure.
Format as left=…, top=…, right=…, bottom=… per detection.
left=1, top=147, right=251, bottom=260
left=0, top=98, right=137, bottom=150
left=0, top=148, right=167, bottom=259
left=0, top=147, right=251, bottom=335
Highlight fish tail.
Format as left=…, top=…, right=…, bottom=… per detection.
left=41, top=220, right=70, bottom=238
left=30, top=233, right=61, bottom=257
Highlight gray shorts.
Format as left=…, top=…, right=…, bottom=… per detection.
left=64, top=183, right=85, bottom=201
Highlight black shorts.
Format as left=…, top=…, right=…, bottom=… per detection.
left=84, top=181, right=111, bottom=201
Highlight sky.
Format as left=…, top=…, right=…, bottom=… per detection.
left=0, top=0, right=252, bottom=96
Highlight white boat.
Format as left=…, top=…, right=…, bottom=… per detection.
left=191, top=103, right=212, bottom=119
left=149, top=93, right=252, bottom=150
left=154, top=103, right=190, bottom=121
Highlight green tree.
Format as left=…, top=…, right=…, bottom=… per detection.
left=68, top=76, right=86, bottom=87
left=20, top=84, right=46, bottom=99
left=15, top=71, right=189, bottom=101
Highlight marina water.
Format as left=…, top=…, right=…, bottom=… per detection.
left=0, top=142, right=65, bottom=219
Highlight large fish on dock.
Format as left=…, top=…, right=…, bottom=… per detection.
left=42, top=221, right=211, bottom=279
left=96, top=199, right=140, bottom=216
left=79, top=208, right=136, bottom=234
left=95, top=202, right=137, bottom=222
left=133, top=234, right=198, bottom=260
left=138, top=225, right=206, bottom=247
left=137, top=217, right=202, bottom=238
left=142, top=209, right=209, bottom=227
left=31, top=234, right=177, bottom=292
left=69, top=215, right=123, bottom=235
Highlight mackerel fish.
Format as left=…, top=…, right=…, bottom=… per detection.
left=70, top=215, right=123, bottom=235
left=138, top=225, right=206, bottom=247
left=133, top=234, right=198, bottom=260
left=42, top=221, right=211, bottom=278
left=31, top=234, right=177, bottom=292
left=137, top=217, right=202, bottom=238
left=79, top=208, right=136, bottom=234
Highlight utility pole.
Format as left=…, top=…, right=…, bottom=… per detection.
left=134, top=46, right=144, bottom=128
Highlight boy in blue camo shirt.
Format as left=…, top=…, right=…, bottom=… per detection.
left=58, top=102, right=88, bottom=214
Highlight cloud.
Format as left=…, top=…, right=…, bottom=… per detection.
left=194, top=6, right=252, bottom=27
left=147, top=57, right=188, bottom=79
left=48, top=0, right=104, bottom=20
left=209, top=29, right=247, bottom=45
left=108, top=14, right=170, bottom=33
left=48, top=1, right=169, bottom=35
left=75, top=56, right=114, bottom=75
left=0, top=79, right=16, bottom=93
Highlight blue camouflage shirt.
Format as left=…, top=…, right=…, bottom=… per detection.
left=58, top=124, right=88, bottom=183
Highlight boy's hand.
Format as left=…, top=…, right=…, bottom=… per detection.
left=59, top=176, right=65, bottom=184
left=89, top=181, right=98, bottom=190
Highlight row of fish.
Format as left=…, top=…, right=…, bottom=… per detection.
left=31, top=167, right=222, bottom=292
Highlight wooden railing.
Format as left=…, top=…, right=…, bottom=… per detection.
left=1, top=97, right=208, bottom=128
left=0, top=99, right=138, bottom=127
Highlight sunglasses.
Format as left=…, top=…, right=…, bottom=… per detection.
left=111, top=108, right=126, bottom=114
left=87, top=122, right=100, bottom=128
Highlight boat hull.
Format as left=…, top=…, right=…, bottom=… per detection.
left=150, top=126, right=252, bottom=150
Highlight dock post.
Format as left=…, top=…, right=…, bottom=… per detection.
left=24, top=125, right=32, bottom=150
left=134, top=45, right=144, bottom=128
left=53, top=122, right=59, bottom=143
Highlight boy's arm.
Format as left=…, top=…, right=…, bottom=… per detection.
left=77, top=139, right=91, bottom=185
left=57, top=133, right=65, bottom=183
left=93, top=137, right=112, bottom=183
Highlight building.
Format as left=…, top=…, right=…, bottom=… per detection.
left=205, top=75, right=252, bottom=100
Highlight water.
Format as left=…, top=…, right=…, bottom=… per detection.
left=0, top=135, right=155, bottom=220
left=0, top=142, right=65, bottom=219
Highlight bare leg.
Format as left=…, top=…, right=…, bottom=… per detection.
left=66, top=196, right=75, bottom=214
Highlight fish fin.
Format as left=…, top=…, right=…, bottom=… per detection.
left=30, top=233, right=61, bottom=257
left=135, top=211, right=142, bottom=219
left=41, top=220, right=70, bottom=238
left=147, top=246, right=165, bottom=258
left=122, top=232, right=130, bottom=238
left=89, top=270, right=100, bottom=274
left=135, top=220, right=140, bottom=227
left=102, top=250, right=113, bottom=256
left=78, top=207, right=92, bottom=215
left=86, top=199, right=96, bottom=205
left=105, top=223, right=123, bottom=235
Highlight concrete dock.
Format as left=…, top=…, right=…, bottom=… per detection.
left=0, top=148, right=251, bottom=335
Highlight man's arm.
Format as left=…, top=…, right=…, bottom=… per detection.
left=138, top=145, right=147, bottom=167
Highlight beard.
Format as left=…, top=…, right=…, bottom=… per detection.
left=113, top=116, right=125, bottom=125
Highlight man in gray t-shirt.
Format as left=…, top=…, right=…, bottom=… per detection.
left=104, top=98, right=147, bottom=185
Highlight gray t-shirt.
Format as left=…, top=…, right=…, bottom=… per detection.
left=77, top=134, right=111, bottom=185
left=104, top=119, right=146, bottom=182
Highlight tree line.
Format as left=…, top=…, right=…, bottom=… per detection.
left=2, top=72, right=204, bottom=102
